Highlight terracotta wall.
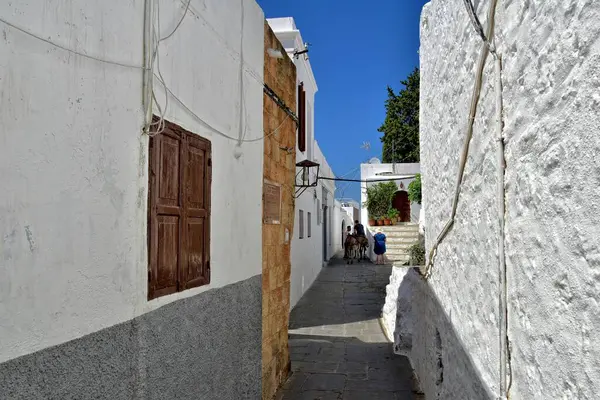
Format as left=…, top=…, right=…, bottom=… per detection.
left=261, top=22, right=297, bottom=400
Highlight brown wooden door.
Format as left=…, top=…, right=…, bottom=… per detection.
left=392, top=191, right=411, bottom=222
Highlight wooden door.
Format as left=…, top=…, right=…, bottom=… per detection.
left=392, top=191, right=411, bottom=222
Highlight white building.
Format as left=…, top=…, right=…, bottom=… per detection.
left=390, top=1, right=600, bottom=399
left=333, top=200, right=355, bottom=255
left=268, top=17, right=337, bottom=308
left=0, top=1, right=265, bottom=398
left=338, top=199, right=360, bottom=224
left=360, top=161, right=421, bottom=225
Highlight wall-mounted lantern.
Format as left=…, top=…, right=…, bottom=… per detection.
left=295, top=159, right=320, bottom=197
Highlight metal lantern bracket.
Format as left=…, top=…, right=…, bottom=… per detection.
left=295, top=159, right=320, bottom=198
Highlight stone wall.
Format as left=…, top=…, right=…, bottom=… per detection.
left=413, top=0, right=600, bottom=399
left=262, top=22, right=297, bottom=400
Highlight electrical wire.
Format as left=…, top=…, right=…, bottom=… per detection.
left=159, top=0, right=192, bottom=42
left=1, top=3, right=294, bottom=146
left=0, top=16, right=147, bottom=70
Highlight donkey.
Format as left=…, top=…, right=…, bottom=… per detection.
left=357, top=236, right=369, bottom=260
left=344, top=235, right=359, bottom=264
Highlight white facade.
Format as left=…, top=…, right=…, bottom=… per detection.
left=0, top=0, right=264, bottom=365
left=408, top=0, right=600, bottom=399
left=333, top=200, right=354, bottom=256
left=359, top=162, right=421, bottom=226
left=268, top=18, right=338, bottom=308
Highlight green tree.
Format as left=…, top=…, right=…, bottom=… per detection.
left=378, top=68, right=420, bottom=163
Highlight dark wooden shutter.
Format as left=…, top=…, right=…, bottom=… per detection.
left=181, top=133, right=211, bottom=289
left=148, top=127, right=182, bottom=299
left=148, top=118, right=211, bottom=300
left=298, top=82, right=306, bottom=152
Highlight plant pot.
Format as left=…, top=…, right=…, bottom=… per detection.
left=384, top=219, right=391, bottom=226
left=378, top=219, right=385, bottom=226
left=368, top=219, right=376, bottom=227
left=391, top=217, right=398, bottom=225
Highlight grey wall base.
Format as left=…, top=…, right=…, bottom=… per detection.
left=0, top=274, right=261, bottom=400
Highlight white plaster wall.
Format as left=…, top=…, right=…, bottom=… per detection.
left=289, top=142, right=336, bottom=308
left=359, top=163, right=420, bottom=225
left=333, top=200, right=353, bottom=255
left=417, top=0, right=600, bottom=398
left=0, top=0, right=264, bottom=363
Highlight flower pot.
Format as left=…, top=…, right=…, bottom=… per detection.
left=384, top=219, right=391, bottom=226
left=391, top=217, right=398, bottom=225
left=368, top=219, right=376, bottom=227
left=378, top=219, right=385, bottom=226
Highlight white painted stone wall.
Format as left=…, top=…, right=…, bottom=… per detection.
left=359, top=162, right=421, bottom=226
left=289, top=141, right=337, bottom=308
left=415, top=0, right=600, bottom=398
left=269, top=18, right=339, bottom=307
left=333, top=199, right=354, bottom=255
left=0, top=0, right=265, bottom=363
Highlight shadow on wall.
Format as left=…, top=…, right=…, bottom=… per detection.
left=394, top=268, right=494, bottom=400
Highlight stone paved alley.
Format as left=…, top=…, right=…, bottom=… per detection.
left=275, top=257, right=420, bottom=400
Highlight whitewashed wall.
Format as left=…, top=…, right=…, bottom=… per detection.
left=289, top=142, right=336, bottom=308
left=269, top=18, right=341, bottom=308
left=415, top=0, right=600, bottom=398
left=360, top=162, right=421, bottom=226
left=0, top=0, right=264, bottom=363
left=333, top=200, right=354, bottom=255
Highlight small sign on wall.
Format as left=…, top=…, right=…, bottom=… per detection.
left=263, top=180, right=282, bottom=224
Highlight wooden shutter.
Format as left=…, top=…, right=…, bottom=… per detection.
left=298, top=82, right=306, bottom=152
left=181, top=133, right=211, bottom=289
left=148, top=118, right=211, bottom=300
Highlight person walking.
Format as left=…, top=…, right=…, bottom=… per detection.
left=373, top=228, right=387, bottom=265
left=353, top=220, right=365, bottom=237
left=343, top=225, right=352, bottom=259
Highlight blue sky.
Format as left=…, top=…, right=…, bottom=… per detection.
left=257, top=0, right=429, bottom=202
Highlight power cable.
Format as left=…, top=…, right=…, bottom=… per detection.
left=0, top=16, right=147, bottom=70
left=159, top=0, right=192, bottom=42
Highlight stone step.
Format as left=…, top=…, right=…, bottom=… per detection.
left=369, top=224, right=419, bottom=233
left=386, top=236, right=420, bottom=244
left=379, top=231, right=420, bottom=239
left=387, top=242, right=417, bottom=250
left=386, top=249, right=411, bottom=256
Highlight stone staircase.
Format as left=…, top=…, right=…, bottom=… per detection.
left=369, top=223, right=420, bottom=266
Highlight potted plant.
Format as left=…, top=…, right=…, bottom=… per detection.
left=387, top=208, right=399, bottom=225
left=383, top=209, right=391, bottom=225
left=365, top=181, right=398, bottom=227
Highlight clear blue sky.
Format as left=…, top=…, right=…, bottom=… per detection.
left=257, top=0, right=428, bottom=202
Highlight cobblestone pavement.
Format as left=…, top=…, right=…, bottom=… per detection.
left=275, top=257, right=420, bottom=400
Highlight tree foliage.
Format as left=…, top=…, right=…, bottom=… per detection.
left=378, top=68, right=420, bottom=163
left=408, top=174, right=422, bottom=205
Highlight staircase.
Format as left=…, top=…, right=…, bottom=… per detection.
left=369, top=223, right=420, bottom=266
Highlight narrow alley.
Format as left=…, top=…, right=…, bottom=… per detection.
left=275, top=257, right=420, bottom=400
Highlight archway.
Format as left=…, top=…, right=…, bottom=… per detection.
left=392, top=191, right=411, bottom=222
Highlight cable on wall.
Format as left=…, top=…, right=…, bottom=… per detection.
left=0, top=16, right=147, bottom=70
left=421, top=0, right=512, bottom=398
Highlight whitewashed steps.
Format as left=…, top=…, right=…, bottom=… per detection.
left=368, top=224, right=420, bottom=266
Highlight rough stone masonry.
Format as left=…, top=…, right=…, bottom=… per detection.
left=412, top=0, right=600, bottom=399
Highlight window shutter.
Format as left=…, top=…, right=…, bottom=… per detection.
left=148, top=118, right=212, bottom=300
left=298, top=83, right=306, bottom=152
left=181, top=134, right=211, bottom=289
left=148, top=128, right=182, bottom=300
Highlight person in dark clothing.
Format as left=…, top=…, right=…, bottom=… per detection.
left=354, top=220, right=365, bottom=237
left=343, top=226, right=352, bottom=259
